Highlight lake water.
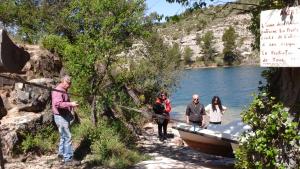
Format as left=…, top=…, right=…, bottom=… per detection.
left=170, top=66, right=266, bottom=124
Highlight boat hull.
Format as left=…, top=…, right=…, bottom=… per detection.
left=176, top=129, right=234, bottom=157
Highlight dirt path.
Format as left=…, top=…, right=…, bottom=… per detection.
left=134, top=122, right=235, bottom=169
left=3, top=122, right=234, bottom=169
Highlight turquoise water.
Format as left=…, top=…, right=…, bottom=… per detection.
left=170, top=66, right=266, bottom=124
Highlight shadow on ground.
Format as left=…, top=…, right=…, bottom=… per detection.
left=135, top=127, right=235, bottom=169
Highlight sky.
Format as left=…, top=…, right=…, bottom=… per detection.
left=145, top=0, right=235, bottom=18
left=145, top=0, right=187, bottom=17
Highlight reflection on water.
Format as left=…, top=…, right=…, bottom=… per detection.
left=170, top=66, right=266, bottom=124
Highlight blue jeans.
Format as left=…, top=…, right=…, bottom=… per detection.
left=54, top=114, right=73, bottom=161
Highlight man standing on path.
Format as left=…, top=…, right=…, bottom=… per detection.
left=186, top=94, right=206, bottom=128
left=52, top=75, right=79, bottom=165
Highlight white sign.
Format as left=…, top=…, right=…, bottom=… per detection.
left=260, top=6, right=300, bottom=67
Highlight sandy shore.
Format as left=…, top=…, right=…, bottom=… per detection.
left=134, top=122, right=235, bottom=169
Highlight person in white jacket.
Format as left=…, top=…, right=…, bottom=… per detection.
left=205, top=96, right=227, bottom=125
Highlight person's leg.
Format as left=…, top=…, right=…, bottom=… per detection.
left=61, top=125, right=73, bottom=161
left=162, top=120, right=168, bottom=139
left=54, top=115, right=64, bottom=157
left=56, top=115, right=73, bottom=162
left=157, top=122, right=163, bottom=139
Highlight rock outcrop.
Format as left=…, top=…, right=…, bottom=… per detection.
left=0, top=29, right=30, bottom=73
left=158, top=13, right=257, bottom=64
left=0, top=29, right=62, bottom=157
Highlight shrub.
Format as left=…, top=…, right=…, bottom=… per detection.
left=183, top=46, right=194, bottom=65
left=236, top=93, right=300, bottom=169
left=72, top=119, right=147, bottom=169
left=41, top=35, right=69, bottom=54
left=19, top=126, right=58, bottom=154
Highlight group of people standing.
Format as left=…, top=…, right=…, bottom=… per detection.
left=153, top=92, right=226, bottom=141
left=51, top=75, right=227, bottom=164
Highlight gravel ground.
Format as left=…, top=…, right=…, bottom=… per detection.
left=3, top=122, right=235, bottom=169
left=133, top=122, right=235, bottom=169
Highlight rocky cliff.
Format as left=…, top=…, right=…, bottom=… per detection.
left=0, top=29, right=62, bottom=158
left=157, top=10, right=257, bottom=65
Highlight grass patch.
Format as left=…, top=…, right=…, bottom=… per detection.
left=72, top=119, right=148, bottom=169
left=16, top=125, right=59, bottom=155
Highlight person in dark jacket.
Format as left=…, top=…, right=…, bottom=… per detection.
left=186, top=94, right=206, bottom=127
left=153, top=92, right=171, bottom=141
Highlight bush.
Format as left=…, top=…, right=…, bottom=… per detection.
left=183, top=46, right=194, bottom=65
left=19, top=126, right=58, bottom=154
left=41, top=35, right=69, bottom=54
left=72, top=119, right=147, bottom=169
left=235, top=93, right=300, bottom=169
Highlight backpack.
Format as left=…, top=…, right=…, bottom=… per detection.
left=153, top=102, right=165, bottom=115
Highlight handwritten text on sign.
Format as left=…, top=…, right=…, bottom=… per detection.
left=260, top=6, right=300, bottom=67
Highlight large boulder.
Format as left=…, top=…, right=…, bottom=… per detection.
left=21, top=45, right=62, bottom=79
left=12, top=78, right=54, bottom=112
left=0, top=29, right=30, bottom=73
left=0, top=109, right=53, bottom=157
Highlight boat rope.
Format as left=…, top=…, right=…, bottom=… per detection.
left=0, top=74, right=82, bottom=97
left=118, top=105, right=187, bottom=124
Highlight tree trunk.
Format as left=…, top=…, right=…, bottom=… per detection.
left=124, top=85, right=140, bottom=105
left=91, top=95, right=97, bottom=126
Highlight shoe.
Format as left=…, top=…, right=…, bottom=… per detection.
left=159, top=136, right=165, bottom=142
left=64, top=160, right=81, bottom=166
left=57, top=154, right=63, bottom=161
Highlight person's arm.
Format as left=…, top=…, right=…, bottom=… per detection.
left=205, top=104, right=210, bottom=116
left=164, top=99, right=171, bottom=113
left=201, top=105, right=206, bottom=115
left=221, top=106, right=227, bottom=114
left=201, top=105, right=206, bottom=127
left=185, top=105, right=190, bottom=123
left=52, top=91, right=77, bottom=109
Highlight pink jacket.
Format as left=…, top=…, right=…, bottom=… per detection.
left=51, top=84, right=73, bottom=115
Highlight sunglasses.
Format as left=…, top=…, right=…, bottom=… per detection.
left=193, top=98, right=199, bottom=101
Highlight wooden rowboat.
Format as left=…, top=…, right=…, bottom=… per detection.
left=172, top=120, right=250, bottom=157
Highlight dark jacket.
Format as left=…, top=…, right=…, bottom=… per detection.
left=186, top=102, right=205, bottom=122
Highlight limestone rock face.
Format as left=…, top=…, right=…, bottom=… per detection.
left=0, top=30, right=62, bottom=158
left=21, top=45, right=62, bottom=79
left=11, top=78, right=54, bottom=112
left=0, top=29, right=30, bottom=73
left=0, top=110, right=53, bottom=156
left=159, top=14, right=257, bottom=64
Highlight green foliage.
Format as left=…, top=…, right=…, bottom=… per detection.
left=41, top=35, right=69, bottom=54
left=0, top=0, right=70, bottom=43
left=72, top=120, right=147, bottom=169
left=198, top=31, right=216, bottom=65
left=123, top=34, right=182, bottom=102
left=236, top=93, right=300, bottom=169
left=222, top=26, right=239, bottom=65
left=222, top=26, right=237, bottom=54
left=196, top=19, right=207, bottom=31
left=18, top=126, right=58, bottom=154
left=183, top=46, right=194, bottom=65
